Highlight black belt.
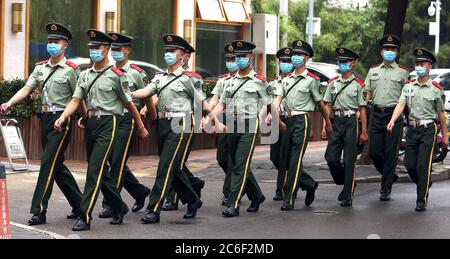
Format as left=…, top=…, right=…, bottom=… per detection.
left=373, top=106, right=395, bottom=113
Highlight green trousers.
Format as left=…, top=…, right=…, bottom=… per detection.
left=30, top=112, right=82, bottom=215
left=271, top=116, right=289, bottom=197
left=283, top=114, right=318, bottom=206
left=146, top=116, right=199, bottom=214
left=226, top=118, right=264, bottom=209
left=217, top=133, right=232, bottom=198
left=81, top=115, right=127, bottom=224
left=102, top=113, right=150, bottom=210
left=325, top=115, right=359, bottom=201
left=369, top=110, right=403, bottom=194
left=404, top=123, right=437, bottom=205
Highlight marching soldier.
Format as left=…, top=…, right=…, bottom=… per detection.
left=365, top=34, right=410, bottom=201
left=132, top=34, right=215, bottom=224
left=387, top=48, right=448, bottom=212
left=323, top=48, right=368, bottom=207
left=0, top=23, right=82, bottom=226
left=271, top=40, right=333, bottom=211
left=162, top=43, right=206, bottom=211
left=97, top=33, right=154, bottom=219
left=54, top=29, right=149, bottom=231
left=209, top=43, right=239, bottom=205
left=208, top=40, right=267, bottom=218
left=270, top=47, right=294, bottom=201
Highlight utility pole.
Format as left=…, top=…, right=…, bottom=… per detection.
left=307, top=0, right=314, bottom=46
left=280, top=0, right=289, bottom=47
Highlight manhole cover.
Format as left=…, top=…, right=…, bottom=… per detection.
left=313, top=210, right=339, bottom=216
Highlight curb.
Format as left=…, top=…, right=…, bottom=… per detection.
left=10, top=222, right=66, bottom=239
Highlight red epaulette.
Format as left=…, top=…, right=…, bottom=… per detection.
left=307, top=72, right=320, bottom=80
left=65, top=60, right=79, bottom=70
left=404, top=78, right=417, bottom=85
left=130, top=64, right=145, bottom=73
left=112, top=66, right=124, bottom=77
left=433, top=81, right=443, bottom=90
left=399, top=65, right=410, bottom=71
left=328, top=76, right=339, bottom=84
left=184, top=71, right=202, bottom=79
left=35, top=60, right=48, bottom=66
left=255, top=74, right=267, bottom=82
left=371, top=64, right=380, bottom=68
left=355, top=77, right=366, bottom=87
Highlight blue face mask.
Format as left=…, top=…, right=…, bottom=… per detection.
left=338, top=62, right=352, bottom=74
left=226, top=62, right=239, bottom=73
left=47, top=43, right=62, bottom=57
left=111, top=51, right=125, bottom=62
left=165, top=52, right=178, bottom=66
left=89, top=49, right=105, bottom=62
left=236, top=57, right=250, bottom=69
left=383, top=51, right=397, bottom=62
left=280, top=63, right=293, bottom=74
left=292, top=55, right=305, bottom=68
left=415, top=66, right=428, bottom=77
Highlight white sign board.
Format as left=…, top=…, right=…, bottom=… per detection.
left=429, top=22, right=438, bottom=36
left=306, top=17, right=322, bottom=36
left=1, top=126, right=26, bottom=159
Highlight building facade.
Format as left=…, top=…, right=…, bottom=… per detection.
left=0, top=0, right=253, bottom=80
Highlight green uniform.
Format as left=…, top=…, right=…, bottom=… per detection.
left=274, top=69, right=321, bottom=206
left=400, top=79, right=444, bottom=205
left=269, top=76, right=289, bottom=198
left=102, top=62, right=150, bottom=211
left=72, top=65, right=131, bottom=224
left=324, top=75, right=367, bottom=201
left=143, top=67, right=204, bottom=214
left=365, top=63, right=410, bottom=195
left=165, top=70, right=205, bottom=206
left=27, top=58, right=82, bottom=216
left=219, top=70, right=268, bottom=209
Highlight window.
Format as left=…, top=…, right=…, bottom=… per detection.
left=196, top=0, right=250, bottom=23
left=195, top=23, right=241, bottom=80
left=29, top=0, right=92, bottom=73
left=223, top=0, right=250, bottom=23
left=120, top=0, right=173, bottom=70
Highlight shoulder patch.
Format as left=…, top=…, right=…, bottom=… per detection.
left=255, top=74, right=267, bottom=82
left=307, top=72, right=320, bottom=80
left=65, top=60, right=79, bottom=70
left=399, top=65, right=410, bottom=71
left=433, top=81, right=443, bottom=90
left=112, top=66, right=124, bottom=77
left=130, top=64, right=145, bottom=73
left=355, top=77, right=365, bottom=87
left=184, top=71, right=202, bottom=79
left=371, top=64, right=380, bottom=68
left=35, top=60, right=48, bottom=66
left=404, top=79, right=417, bottom=85
left=328, top=76, right=339, bottom=84
left=218, top=73, right=229, bottom=79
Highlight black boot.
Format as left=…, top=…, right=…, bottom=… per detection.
left=338, top=191, right=344, bottom=202
left=281, top=203, right=294, bottom=211
left=222, top=207, right=239, bottom=218
left=305, top=183, right=319, bottom=207
left=132, top=188, right=151, bottom=213
left=247, top=196, right=265, bottom=213
left=340, top=199, right=353, bottom=207
left=67, top=209, right=82, bottom=220
left=72, top=219, right=90, bottom=231
left=273, top=192, right=284, bottom=201
left=415, top=201, right=427, bottom=212
left=99, top=208, right=114, bottom=219
left=184, top=200, right=203, bottom=219
left=161, top=199, right=179, bottom=211
left=194, top=180, right=206, bottom=199
left=380, top=192, right=391, bottom=202
left=221, top=197, right=228, bottom=206
left=110, top=207, right=129, bottom=225
left=28, top=213, right=46, bottom=226
left=141, top=212, right=160, bottom=224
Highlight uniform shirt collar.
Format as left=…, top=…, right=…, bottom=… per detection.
left=236, top=69, right=256, bottom=79
left=338, top=74, right=356, bottom=83
left=381, top=61, right=398, bottom=69
left=291, top=68, right=308, bottom=78
left=165, top=66, right=185, bottom=76
left=119, top=61, right=132, bottom=72
left=414, top=78, right=433, bottom=88
left=90, top=63, right=112, bottom=73
left=47, top=57, right=67, bottom=68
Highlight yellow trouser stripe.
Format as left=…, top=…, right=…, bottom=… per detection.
left=235, top=117, right=259, bottom=208
left=40, top=117, right=71, bottom=213
left=352, top=116, right=359, bottom=194
left=86, top=116, right=117, bottom=224
left=154, top=118, right=186, bottom=212
left=116, top=119, right=135, bottom=188
left=425, top=123, right=437, bottom=205
left=290, top=114, right=308, bottom=205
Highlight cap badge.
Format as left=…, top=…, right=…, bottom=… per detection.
left=51, top=24, right=58, bottom=32
left=339, top=48, right=345, bottom=54
left=417, top=49, right=423, bottom=55
left=387, top=36, right=393, bottom=42
left=297, top=41, right=303, bottom=47
left=90, top=31, right=96, bottom=38
left=167, top=36, right=173, bottom=42
left=237, top=42, right=243, bottom=48
left=111, top=34, right=118, bottom=41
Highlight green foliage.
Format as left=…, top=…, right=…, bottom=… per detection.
left=0, top=79, right=41, bottom=117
